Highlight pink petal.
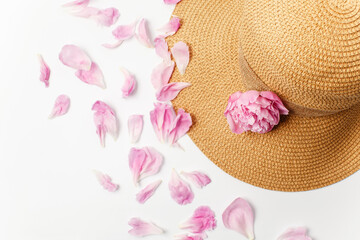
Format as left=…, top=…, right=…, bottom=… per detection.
left=59, top=44, right=92, bottom=71
left=75, top=62, right=106, bottom=89
left=49, top=95, right=70, bottom=119
left=149, top=102, right=176, bottom=142
left=222, top=198, right=255, bottom=240
left=120, top=67, right=136, bottom=98
left=168, top=109, right=192, bottom=145
left=62, top=0, right=89, bottom=8
left=136, top=18, right=154, bottom=48
left=128, top=114, right=144, bottom=143
left=128, top=147, right=163, bottom=185
left=158, top=17, right=181, bottom=37
left=171, top=41, right=189, bottom=75
left=93, top=170, right=119, bottom=192
left=92, top=8, right=120, bottom=27
left=154, top=37, right=171, bottom=62
left=92, top=101, right=118, bottom=147
left=180, top=206, right=217, bottom=234
left=68, top=6, right=99, bottom=18
left=38, top=54, right=50, bottom=88
left=128, top=218, right=164, bottom=237
left=277, top=227, right=312, bottom=240
left=156, top=82, right=191, bottom=102
left=164, top=0, right=182, bottom=4
left=102, top=41, right=124, bottom=49
left=175, top=234, right=204, bottom=240
left=151, top=61, right=175, bottom=90
left=136, top=180, right=162, bottom=204
left=181, top=171, right=211, bottom=188
left=112, top=21, right=137, bottom=40
left=168, top=169, right=194, bottom=205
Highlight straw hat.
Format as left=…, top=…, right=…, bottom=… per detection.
left=167, top=0, right=360, bottom=191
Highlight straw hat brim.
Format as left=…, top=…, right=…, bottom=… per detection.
left=167, top=0, right=360, bottom=191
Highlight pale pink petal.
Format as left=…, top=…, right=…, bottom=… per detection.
left=49, top=95, right=70, bottom=119
left=277, top=227, right=312, bottom=240
left=171, top=41, right=189, bottom=75
left=92, top=101, right=118, bottom=147
left=136, top=18, right=154, bottom=48
left=69, top=6, right=99, bottom=18
left=62, top=0, right=89, bottom=8
left=150, top=102, right=176, bottom=142
left=112, top=21, right=137, bottom=40
left=180, top=206, right=217, bottom=234
left=129, top=147, right=163, bottom=185
left=175, top=234, right=204, bottom=240
left=168, top=109, right=192, bottom=145
left=181, top=171, right=211, bottom=188
left=154, top=37, right=171, bottom=62
left=128, top=114, right=144, bottom=143
left=156, top=82, right=191, bottom=102
left=158, top=17, right=181, bottom=37
left=120, top=67, right=136, bottom=98
left=93, top=170, right=119, bottom=192
left=38, top=54, right=50, bottom=88
left=151, top=61, right=175, bottom=90
left=59, top=45, right=92, bottom=71
left=102, top=41, right=124, bottom=49
left=75, top=62, right=106, bottom=89
left=128, top=218, right=164, bottom=237
left=92, top=8, right=119, bottom=27
left=136, top=180, right=162, bottom=204
left=164, top=0, right=182, bottom=4
left=168, top=169, right=194, bottom=205
left=222, top=198, right=255, bottom=240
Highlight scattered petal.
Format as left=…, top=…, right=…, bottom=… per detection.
left=168, top=109, right=192, bottom=145
left=171, top=41, right=190, bottom=75
left=154, top=37, right=171, bottom=63
left=49, top=95, right=70, bottom=119
left=181, top=171, right=211, bottom=188
left=128, top=218, right=164, bottom=237
left=136, top=180, right=162, bottom=204
left=102, top=40, right=124, bottom=49
left=38, top=54, right=50, bottom=88
left=112, top=21, right=137, bottom=40
left=158, top=17, right=181, bottom=37
left=129, top=147, right=163, bottom=185
left=150, top=102, right=176, bottom=143
left=156, top=82, right=191, bottom=102
left=59, top=44, right=92, bottom=71
left=277, top=227, right=312, bottom=240
left=164, top=0, right=182, bottom=4
left=75, top=62, right=106, bottom=89
left=93, top=170, right=119, bottom=192
left=62, top=0, right=89, bottom=9
left=168, top=169, right=194, bottom=205
left=180, top=206, right=217, bottom=234
left=70, top=6, right=99, bottom=18
left=136, top=18, right=154, bottom=48
left=120, top=67, right=136, bottom=98
left=174, top=234, right=204, bottom=240
left=92, top=101, right=118, bottom=147
left=222, top=198, right=255, bottom=240
left=90, top=7, right=119, bottom=27
left=151, top=61, right=175, bottom=90
left=128, top=114, right=144, bottom=143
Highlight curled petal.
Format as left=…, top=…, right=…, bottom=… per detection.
left=120, top=67, right=136, bottom=98
left=222, top=198, right=255, bottom=240
left=168, top=109, right=192, bottom=145
left=158, top=17, right=181, bottom=37
left=93, top=170, right=119, bottom=192
left=168, top=169, right=194, bottom=205
left=151, top=61, right=175, bottom=90
left=59, top=44, right=92, bottom=71
left=277, top=227, right=312, bottom=240
left=102, top=41, right=123, bottom=49
left=128, top=114, right=144, bottom=143
left=49, top=95, right=70, bottom=119
left=112, top=21, right=137, bottom=40
left=180, top=206, right=217, bottom=234
left=62, top=0, right=89, bottom=9
left=171, top=41, right=189, bottom=75
left=150, top=102, right=176, bottom=143
left=92, top=101, right=118, bottom=147
left=38, top=55, right=50, bottom=88
left=136, top=180, right=162, bottom=204
left=128, top=218, right=164, bottom=237
left=154, top=37, right=171, bottom=62
left=92, top=8, right=119, bottom=27
left=164, top=0, right=182, bottom=4
left=75, top=62, right=106, bottom=89
left=174, top=234, right=204, bottom=240
left=136, top=18, right=154, bottom=48
left=156, top=82, right=191, bottom=102
left=181, top=171, right=211, bottom=188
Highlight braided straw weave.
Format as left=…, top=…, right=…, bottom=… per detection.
left=167, top=0, right=360, bottom=191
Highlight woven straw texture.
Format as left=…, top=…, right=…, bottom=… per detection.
left=167, top=0, right=360, bottom=191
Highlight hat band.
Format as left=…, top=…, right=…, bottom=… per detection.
left=238, top=46, right=342, bottom=117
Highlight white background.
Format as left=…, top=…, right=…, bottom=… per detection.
left=0, top=1, right=359, bottom=239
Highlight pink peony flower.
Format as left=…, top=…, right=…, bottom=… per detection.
left=224, top=90, right=289, bottom=134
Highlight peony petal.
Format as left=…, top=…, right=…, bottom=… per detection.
left=136, top=179, right=162, bottom=204
left=168, top=169, right=194, bottom=205
left=102, top=41, right=124, bottom=49
left=171, top=41, right=189, bottom=75
left=180, top=206, right=217, bottom=234
left=154, top=37, right=171, bottom=63
left=75, top=62, right=105, bottom=89
left=181, top=171, right=211, bottom=188
left=151, top=61, right=175, bottom=90
left=69, top=6, right=99, bottom=18
left=92, top=101, right=118, bottom=147
left=277, top=227, right=312, bottom=240
left=222, top=197, right=255, bottom=240
left=156, top=82, right=191, bottom=102
left=112, top=21, right=137, bottom=40
left=93, top=170, right=119, bottom=192
left=150, top=102, right=176, bottom=143
left=62, top=0, right=89, bottom=9
left=92, top=7, right=119, bottom=27
left=120, top=67, right=136, bottom=98
left=157, top=17, right=181, bottom=37
left=38, top=54, right=50, bottom=88
left=128, top=114, right=144, bottom=143
left=174, top=234, right=204, bottom=240
left=59, top=45, right=92, bottom=71
left=168, top=109, right=192, bottom=145
left=164, top=0, right=182, bottom=4
left=128, top=218, right=164, bottom=237
left=49, top=95, right=70, bottom=119
left=136, top=18, right=154, bottom=48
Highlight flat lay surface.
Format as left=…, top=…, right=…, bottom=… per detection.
left=0, top=0, right=359, bottom=239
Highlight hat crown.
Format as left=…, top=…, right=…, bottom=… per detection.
left=239, top=0, right=360, bottom=114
